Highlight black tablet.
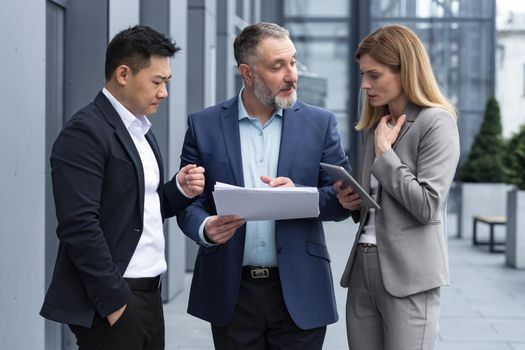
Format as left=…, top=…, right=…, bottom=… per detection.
left=320, top=162, right=381, bottom=210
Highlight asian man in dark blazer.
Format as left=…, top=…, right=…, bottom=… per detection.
left=40, top=25, right=205, bottom=350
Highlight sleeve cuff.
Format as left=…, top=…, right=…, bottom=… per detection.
left=175, top=172, right=193, bottom=199
left=198, top=217, right=217, bottom=247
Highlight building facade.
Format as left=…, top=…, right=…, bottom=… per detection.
left=0, top=0, right=495, bottom=348
left=496, top=12, right=525, bottom=138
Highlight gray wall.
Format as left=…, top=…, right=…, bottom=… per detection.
left=0, top=0, right=47, bottom=349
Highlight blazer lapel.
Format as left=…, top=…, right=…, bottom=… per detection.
left=220, top=98, right=244, bottom=186
left=368, top=102, right=420, bottom=212
left=392, top=102, right=420, bottom=149
left=219, top=97, right=247, bottom=250
left=95, top=92, right=145, bottom=217
left=277, top=105, right=300, bottom=177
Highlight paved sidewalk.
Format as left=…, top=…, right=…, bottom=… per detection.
left=165, top=219, right=525, bottom=349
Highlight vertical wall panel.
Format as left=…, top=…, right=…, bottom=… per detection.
left=109, top=0, right=140, bottom=39
left=185, top=0, right=217, bottom=271
left=0, top=0, right=46, bottom=349
left=167, top=0, right=190, bottom=299
left=141, top=0, right=186, bottom=301
left=45, top=4, right=65, bottom=349
left=216, top=0, right=236, bottom=102
left=64, top=0, right=108, bottom=121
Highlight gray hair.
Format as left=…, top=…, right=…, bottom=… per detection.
left=233, top=22, right=289, bottom=66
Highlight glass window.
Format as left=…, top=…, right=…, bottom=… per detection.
left=295, top=40, right=348, bottom=111
left=371, top=0, right=495, bottom=165
left=287, top=22, right=348, bottom=38
left=284, top=11, right=350, bottom=150
left=523, top=64, right=525, bottom=96
left=285, top=0, right=349, bottom=18
left=371, top=0, right=493, bottom=19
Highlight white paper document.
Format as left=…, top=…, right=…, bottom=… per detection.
left=212, top=182, right=320, bottom=221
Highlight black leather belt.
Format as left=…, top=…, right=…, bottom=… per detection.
left=242, top=266, right=279, bottom=280
left=124, top=276, right=161, bottom=290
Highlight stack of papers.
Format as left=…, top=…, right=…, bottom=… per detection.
left=212, top=182, right=319, bottom=221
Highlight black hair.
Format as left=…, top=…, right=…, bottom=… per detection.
left=105, top=25, right=181, bottom=81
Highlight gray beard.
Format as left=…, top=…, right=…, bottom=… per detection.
left=253, top=76, right=297, bottom=110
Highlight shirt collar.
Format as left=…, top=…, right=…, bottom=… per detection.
left=102, top=87, right=151, bottom=137
left=237, top=87, right=283, bottom=122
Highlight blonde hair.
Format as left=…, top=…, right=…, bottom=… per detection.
left=355, top=24, right=456, bottom=130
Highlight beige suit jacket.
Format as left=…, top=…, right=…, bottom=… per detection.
left=341, top=103, right=460, bottom=297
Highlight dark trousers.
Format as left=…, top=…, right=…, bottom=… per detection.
left=212, top=269, right=326, bottom=350
left=69, top=288, right=164, bottom=350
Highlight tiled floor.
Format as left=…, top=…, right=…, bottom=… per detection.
left=165, top=218, right=525, bottom=349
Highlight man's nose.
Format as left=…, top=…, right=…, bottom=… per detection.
left=158, top=83, right=169, bottom=99
left=285, top=65, right=298, bottom=83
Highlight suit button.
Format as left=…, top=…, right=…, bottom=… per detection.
left=133, top=228, right=141, bottom=232
left=92, top=297, right=103, bottom=308
left=277, top=247, right=283, bottom=254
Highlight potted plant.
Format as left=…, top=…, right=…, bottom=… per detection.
left=504, top=124, right=525, bottom=268
left=456, top=97, right=513, bottom=239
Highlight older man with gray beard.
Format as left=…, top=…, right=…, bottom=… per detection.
left=177, top=22, right=351, bottom=350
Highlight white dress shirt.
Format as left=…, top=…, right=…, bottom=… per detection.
left=102, top=88, right=166, bottom=278
left=358, top=174, right=379, bottom=245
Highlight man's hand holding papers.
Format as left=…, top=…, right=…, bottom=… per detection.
left=204, top=214, right=245, bottom=244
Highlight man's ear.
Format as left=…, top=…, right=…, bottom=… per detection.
left=114, top=65, right=131, bottom=86
left=238, top=63, right=253, bottom=86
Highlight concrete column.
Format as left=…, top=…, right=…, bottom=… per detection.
left=506, top=189, right=525, bottom=268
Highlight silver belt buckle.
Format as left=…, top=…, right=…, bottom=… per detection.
left=250, top=268, right=270, bottom=279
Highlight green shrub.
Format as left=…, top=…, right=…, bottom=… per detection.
left=504, top=124, right=525, bottom=190
left=459, top=97, right=507, bottom=182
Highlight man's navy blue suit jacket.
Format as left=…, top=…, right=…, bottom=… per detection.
left=177, top=96, right=351, bottom=330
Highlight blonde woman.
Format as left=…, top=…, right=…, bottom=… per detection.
left=335, top=25, right=460, bottom=350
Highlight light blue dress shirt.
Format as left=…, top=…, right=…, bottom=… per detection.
left=237, top=91, right=283, bottom=267
left=198, top=90, right=283, bottom=266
